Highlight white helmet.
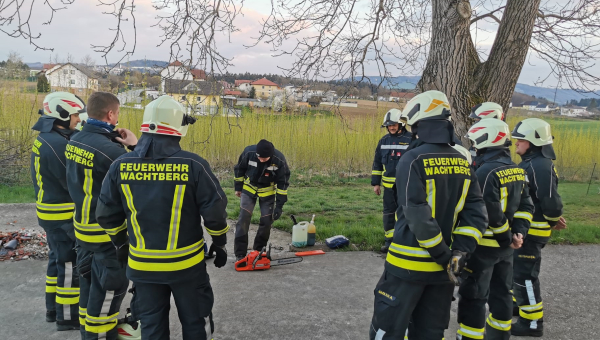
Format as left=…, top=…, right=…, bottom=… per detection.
left=382, top=109, right=403, bottom=127
left=76, top=112, right=88, bottom=130
left=466, top=119, right=510, bottom=149
left=470, top=102, right=504, bottom=121
left=511, top=118, right=553, bottom=146
left=402, top=90, right=451, bottom=131
left=140, top=95, right=196, bottom=137
left=42, top=92, right=87, bottom=121
left=452, top=145, right=473, bottom=165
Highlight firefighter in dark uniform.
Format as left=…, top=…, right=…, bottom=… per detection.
left=65, top=92, right=140, bottom=339
left=233, top=139, right=290, bottom=261
left=369, top=91, right=488, bottom=340
left=456, top=119, right=534, bottom=340
left=31, top=92, right=84, bottom=330
left=510, top=118, right=566, bottom=337
left=96, top=96, right=229, bottom=339
left=468, top=102, right=504, bottom=170
left=371, top=109, right=412, bottom=253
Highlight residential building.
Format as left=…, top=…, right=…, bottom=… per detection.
left=535, top=103, right=549, bottom=112
left=561, top=106, right=589, bottom=117
left=251, top=78, right=280, bottom=99
left=235, top=80, right=253, bottom=93
left=160, top=61, right=206, bottom=92
left=45, top=63, right=99, bottom=94
left=521, top=101, right=539, bottom=110
left=388, top=91, right=416, bottom=103
left=164, top=79, right=223, bottom=114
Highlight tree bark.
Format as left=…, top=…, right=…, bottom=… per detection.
left=418, top=0, right=542, bottom=143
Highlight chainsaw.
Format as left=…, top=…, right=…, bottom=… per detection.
left=234, top=244, right=303, bottom=272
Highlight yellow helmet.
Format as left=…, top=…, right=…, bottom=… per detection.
left=140, top=95, right=196, bottom=137
left=402, top=90, right=451, bottom=131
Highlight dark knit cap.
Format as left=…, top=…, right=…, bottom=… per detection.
left=256, top=139, right=274, bottom=158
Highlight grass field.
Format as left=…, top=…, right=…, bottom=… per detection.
left=3, top=175, right=598, bottom=248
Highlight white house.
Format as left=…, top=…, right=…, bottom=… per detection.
left=521, top=101, right=539, bottom=111
left=561, top=106, right=588, bottom=117
left=45, top=63, right=99, bottom=93
left=534, top=104, right=549, bottom=112
left=235, top=80, right=253, bottom=93
left=160, top=61, right=206, bottom=93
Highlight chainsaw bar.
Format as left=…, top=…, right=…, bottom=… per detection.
left=270, top=256, right=303, bottom=266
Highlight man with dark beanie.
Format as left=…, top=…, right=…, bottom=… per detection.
left=233, top=139, right=290, bottom=262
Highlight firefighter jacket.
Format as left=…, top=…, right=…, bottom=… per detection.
left=234, top=145, right=290, bottom=207
left=30, top=116, right=77, bottom=232
left=518, top=149, right=563, bottom=243
left=475, top=148, right=534, bottom=252
left=95, top=134, right=229, bottom=284
left=371, top=130, right=412, bottom=188
left=66, top=124, right=128, bottom=252
left=385, top=143, right=488, bottom=283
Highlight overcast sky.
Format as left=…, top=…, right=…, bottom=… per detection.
left=0, top=0, right=593, bottom=88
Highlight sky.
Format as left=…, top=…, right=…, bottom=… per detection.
left=0, top=0, right=595, bottom=88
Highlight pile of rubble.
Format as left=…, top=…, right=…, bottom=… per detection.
left=0, top=229, right=49, bottom=261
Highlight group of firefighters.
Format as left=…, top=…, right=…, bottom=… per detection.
left=370, top=91, right=565, bottom=339
left=30, top=88, right=563, bottom=340
left=31, top=91, right=288, bottom=339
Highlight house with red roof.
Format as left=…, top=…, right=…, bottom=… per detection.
left=160, top=60, right=206, bottom=92
left=250, top=77, right=280, bottom=99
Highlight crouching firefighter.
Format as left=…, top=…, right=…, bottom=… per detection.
left=233, top=139, right=290, bottom=262
left=65, top=92, right=140, bottom=339
left=456, top=119, right=534, bottom=340
left=96, top=95, right=230, bottom=339
left=369, top=91, right=488, bottom=340
left=468, top=102, right=504, bottom=169
left=371, top=109, right=411, bottom=253
left=510, top=118, right=565, bottom=337
left=31, top=92, right=83, bottom=330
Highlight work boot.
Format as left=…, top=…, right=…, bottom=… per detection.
left=56, top=320, right=79, bottom=331
left=511, top=321, right=543, bottom=337
left=46, top=310, right=56, bottom=322
left=380, top=244, right=389, bottom=253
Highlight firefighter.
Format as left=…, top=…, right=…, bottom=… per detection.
left=469, top=102, right=504, bottom=169
left=511, top=118, right=566, bottom=337
left=31, top=92, right=84, bottom=330
left=65, top=92, right=139, bottom=339
left=96, top=95, right=229, bottom=339
left=456, top=119, right=534, bottom=340
left=371, top=109, right=412, bottom=253
left=233, top=139, right=290, bottom=262
left=369, top=91, right=488, bottom=340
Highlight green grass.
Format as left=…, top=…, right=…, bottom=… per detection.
left=2, top=178, right=599, bottom=248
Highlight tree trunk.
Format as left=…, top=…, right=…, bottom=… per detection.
left=418, top=0, right=541, bottom=143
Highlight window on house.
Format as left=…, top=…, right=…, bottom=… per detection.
left=63, top=70, right=68, bottom=74
left=197, top=97, right=202, bottom=101
left=70, top=80, right=75, bottom=85
left=262, top=86, right=264, bottom=89
left=70, top=70, right=75, bottom=74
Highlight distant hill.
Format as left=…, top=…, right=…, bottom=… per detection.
left=362, top=76, right=600, bottom=105
left=25, top=62, right=44, bottom=69
left=108, top=59, right=168, bottom=68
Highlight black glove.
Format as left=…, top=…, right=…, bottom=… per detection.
left=273, top=206, right=283, bottom=221
left=79, top=253, right=93, bottom=280
left=209, top=243, right=227, bottom=268
left=447, top=250, right=468, bottom=285
left=116, top=243, right=129, bottom=265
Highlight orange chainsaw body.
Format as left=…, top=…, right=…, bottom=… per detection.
left=234, top=250, right=271, bottom=271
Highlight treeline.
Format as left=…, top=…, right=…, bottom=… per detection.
left=567, top=98, right=598, bottom=110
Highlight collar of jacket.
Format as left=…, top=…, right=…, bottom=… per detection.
left=81, top=123, right=115, bottom=135
left=479, top=148, right=512, bottom=166
left=520, top=147, right=543, bottom=162
left=86, top=118, right=115, bottom=132
left=134, top=133, right=182, bottom=160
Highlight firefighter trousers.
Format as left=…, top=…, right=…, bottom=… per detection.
left=513, top=239, right=545, bottom=331
left=234, top=193, right=275, bottom=257
left=382, top=186, right=398, bottom=245
left=370, top=270, right=454, bottom=340
left=457, top=249, right=513, bottom=340
left=134, top=267, right=214, bottom=340
left=46, top=227, right=79, bottom=325
left=78, top=247, right=129, bottom=340
left=46, top=247, right=58, bottom=313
